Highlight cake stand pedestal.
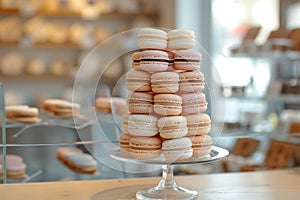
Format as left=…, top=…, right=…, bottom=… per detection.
left=110, top=146, right=229, bottom=200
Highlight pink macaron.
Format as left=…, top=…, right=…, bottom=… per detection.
left=126, top=69, right=151, bottom=92
left=154, top=94, right=182, bottom=116
left=129, top=136, right=161, bottom=159
left=167, top=29, right=196, bottom=50
left=180, top=92, right=208, bottom=115
left=128, top=114, right=158, bottom=137
left=127, top=92, right=153, bottom=114
left=174, top=49, right=202, bottom=71
left=138, top=28, right=168, bottom=49
left=151, top=72, right=179, bottom=94
left=158, top=116, right=188, bottom=139
left=140, top=50, right=169, bottom=72
left=178, top=71, right=205, bottom=93
left=186, top=113, right=211, bottom=136
left=189, top=135, right=212, bottom=157
left=162, top=137, right=193, bottom=161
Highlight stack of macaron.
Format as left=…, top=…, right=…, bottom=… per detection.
left=122, top=28, right=212, bottom=161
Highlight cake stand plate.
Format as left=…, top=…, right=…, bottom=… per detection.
left=109, top=146, right=229, bottom=200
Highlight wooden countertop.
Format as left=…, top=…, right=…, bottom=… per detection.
left=1, top=168, right=300, bottom=200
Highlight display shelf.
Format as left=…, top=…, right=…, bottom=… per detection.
left=226, top=50, right=300, bottom=61
left=0, top=7, right=158, bottom=20
left=0, top=75, right=73, bottom=82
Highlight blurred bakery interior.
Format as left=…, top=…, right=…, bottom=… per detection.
left=1, top=0, right=300, bottom=183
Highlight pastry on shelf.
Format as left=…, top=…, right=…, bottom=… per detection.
left=43, top=99, right=80, bottom=118
left=0, top=154, right=27, bottom=179
left=23, top=17, right=50, bottom=44
left=0, top=52, right=25, bottom=76
left=0, top=17, right=22, bottom=43
left=26, top=58, right=47, bottom=76
left=48, top=22, right=68, bottom=44
left=56, top=147, right=99, bottom=175
left=5, top=105, right=40, bottom=123
left=49, top=59, right=72, bottom=77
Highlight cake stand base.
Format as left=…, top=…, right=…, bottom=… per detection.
left=136, top=165, right=198, bottom=200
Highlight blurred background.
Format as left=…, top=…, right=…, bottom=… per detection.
left=1, top=0, right=300, bottom=183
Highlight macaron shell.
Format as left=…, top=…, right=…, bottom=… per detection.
left=167, top=29, right=195, bottom=50
left=128, top=114, right=158, bottom=137
left=151, top=72, right=179, bottom=93
left=179, top=71, right=205, bottom=93
left=181, top=92, right=208, bottom=115
left=174, top=50, right=202, bottom=70
left=162, top=147, right=193, bottom=161
left=192, top=146, right=212, bottom=157
left=126, top=69, right=151, bottom=92
left=154, top=94, right=182, bottom=116
left=138, top=28, right=167, bottom=49
left=127, top=92, right=153, bottom=114
left=129, top=136, right=161, bottom=160
left=186, top=113, right=211, bottom=136
left=140, top=50, right=169, bottom=72
left=129, top=136, right=161, bottom=150
left=162, top=137, right=192, bottom=150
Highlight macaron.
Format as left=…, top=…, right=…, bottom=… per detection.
left=158, top=116, right=188, bottom=139
left=162, top=137, right=193, bottom=161
left=95, top=97, right=126, bottom=115
left=180, top=92, right=208, bottom=115
left=138, top=28, right=167, bottom=49
left=174, top=49, right=202, bottom=71
left=127, top=92, right=153, bottom=114
left=126, top=69, right=151, bottom=92
left=0, top=154, right=26, bottom=179
left=132, top=51, right=141, bottom=70
left=120, top=133, right=131, bottom=152
left=186, top=113, right=211, bottom=136
left=5, top=105, right=40, bottom=123
left=189, top=135, right=213, bottom=157
left=178, top=71, right=205, bottom=93
left=66, top=154, right=98, bottom=174
left=43, top=99, right=80, bottom=118
left=151, top=72, right=179, bottom=94
left=140, top=50, right=169, bottom=72
left=154, top=94, right=182, bottom=116
left=43, top=99, right=69, bottom=113
left=129, top=136, right=161, bottom=159
left=57, top=147, right=83, bottom=163
left=128, top=114, right=158, bottom=137
left=122, top=113, right=130, bottom=133
left=167, top=29, right=196, bottom=50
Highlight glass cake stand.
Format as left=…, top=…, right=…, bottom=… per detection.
left=110, top=146, right=229, bottom=200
